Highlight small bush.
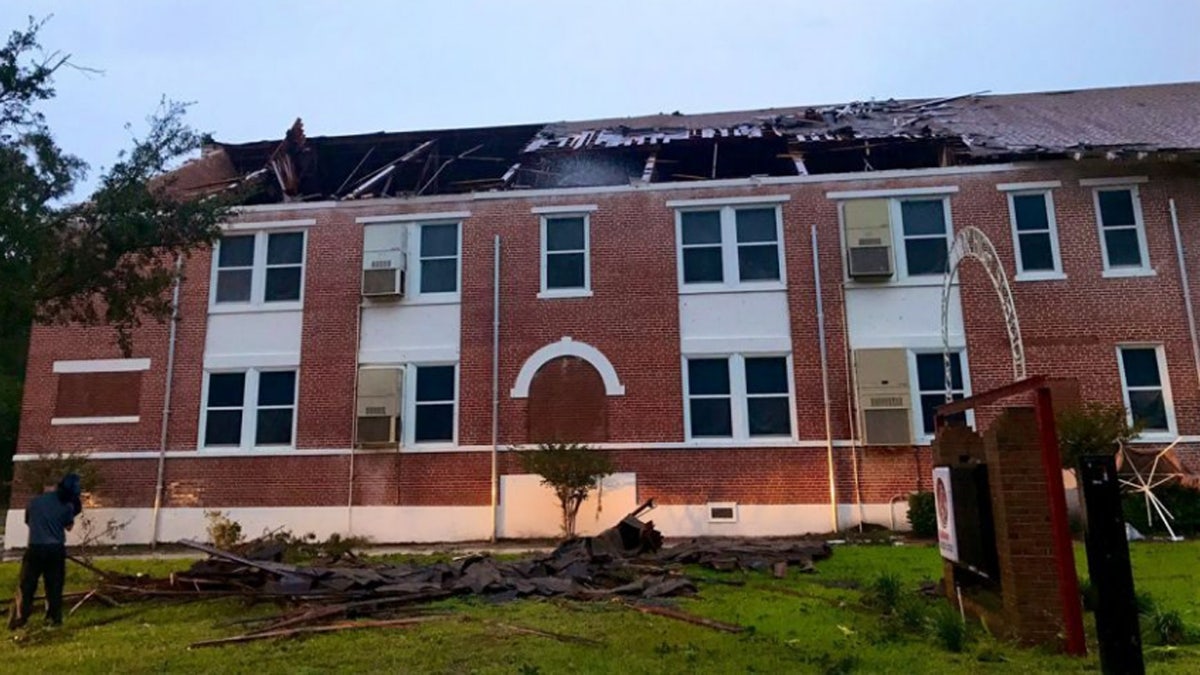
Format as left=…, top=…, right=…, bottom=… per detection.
left=205, top=510, right=243, bottom=550
left=895, top=599, right=930, bottom=633
left=1148, top=610, right=1188, bottom=646
left=907, top=491, right=937, bottom=538
left=1136, top=590, right=1158, bottom=616
left=1056, top=401, right=1139, bottom=469
left=865, top=573, right=903, bottom=613
left=1123, top=484, right=1200, bottom=536
left=520, top=442, right=613, bottom=538
left=929, top=606, right=970, bottom=653
left=14, top=450, right=99, bottom=496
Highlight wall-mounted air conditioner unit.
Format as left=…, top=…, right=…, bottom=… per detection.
left=854, top=348, right=913, bottom=445
left=362, top=250, right=407, bottom=298
left=356, top=367, right=403, bottom=446
left=844, top=198, right=894, bottom=279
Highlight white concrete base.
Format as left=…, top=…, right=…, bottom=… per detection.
left=497, top=473, right=637, bottom=539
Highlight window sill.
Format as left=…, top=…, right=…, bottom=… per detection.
left=678, top=283, right=786, bottom=295
left=844, top=277, right=954, bottom=289
left=401, top=295, right=461, bottom=307
left=1129, top=433, right=1179, bottom=444
left=681, top=436, right=798, bottom=447
left=1015, top=271, right=1067, bottom=282
left=537, top=289, right=593, bottom=300
left=1102, top=268, right=1157, bottom=279
left=210, top=302, right=303, bottom=315
left=51, top=416, right=140, bottom=426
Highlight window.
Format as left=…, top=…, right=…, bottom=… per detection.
left=1118, top=346, right=1174, bottom=434
left=417, top=223, right=459, bottom=295
left=413, top=365, right=456, bottom=443
left=50, top=358, right=151, bottom=425
left=1094, top=187, right=1149, bottom=273
left=677, top=205, right=783, bottom=289
left=1007, top=191, right=1062, bottom=277
left=202, top=369, right=297, bottom=448
left=684, top=355, right=793, bottom=440
left=213, top=231, right=306, bottom=307
left=899, top=199, right=949, bottom=277
left=541, top=215, right=590, bottom=295
left=914, top=352, right=966, bottom=436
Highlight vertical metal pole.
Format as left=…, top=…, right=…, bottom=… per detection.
left=812, top=226, right=838, bottom=532
left=150, top=255, right=183, bottom=548
left=490, top=235, right=501, bottom=542
left=1168, top=199, right=1200, bottom=391
left=1035, top=386, right=1086, bottom=656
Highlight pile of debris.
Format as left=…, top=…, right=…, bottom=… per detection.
left=67, top=500, right=831, bottom=647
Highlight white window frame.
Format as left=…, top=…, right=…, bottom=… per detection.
left=199, top=367, right=299, bottom=450
left=1005, top=189, right=1066, bottom=281
left=404, top=362, right=459, bottom=447
left=909, top=349, right=972, bottom=443
left=1093, top=185, right=1153, bottom=278
left=707, top=502, right=739, bottom=523
left=539, top=213, right=592, bottom=298
left=681, top=353, right=797, bottom=443
left=674, top=204, right=786, bottom=293
left=210, top=230, right=307, bottom=312
left=410, top=221, right=463, bottom=302
left=1116, top=344, right=1177, bottom=439
left=893, top=196, right=954, bottom=280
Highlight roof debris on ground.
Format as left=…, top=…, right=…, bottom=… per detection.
left=172, top=82, right=1200, bottom=204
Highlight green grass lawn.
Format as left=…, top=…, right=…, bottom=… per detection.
left=0, top=541, right=1197, bottom=674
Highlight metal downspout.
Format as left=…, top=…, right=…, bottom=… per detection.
left=1169, top=198, right=1200, bottom=391
left=812, top=226, right=838, bottom=533
left=150, top=255, right=184, bottom=548
left=840, top=281, right=866, bottom=531
left=490, top=235, right=501, bottom=542
left=347, top=298, right=363, bottom=535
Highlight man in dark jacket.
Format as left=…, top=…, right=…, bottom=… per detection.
left=8, top=474, right=82, bottom=629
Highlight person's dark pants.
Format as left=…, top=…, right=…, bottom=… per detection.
left=14, top=544, right=67, bottom=627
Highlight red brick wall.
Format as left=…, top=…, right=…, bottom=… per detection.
left=527, top=356, right=608, bottom=442
left=54, top=372, right=142, bottom=418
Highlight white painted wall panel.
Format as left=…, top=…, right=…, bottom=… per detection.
left=845, top=285, right=965, bottom=349
left=679, top=291, right=791, bottom=354
left=360, top=303, right=461, bottom=364
left=497, top=473, right=636, bottom=539
left=204, top=311, right=303, bottom=367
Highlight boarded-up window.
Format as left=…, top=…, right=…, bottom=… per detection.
left=55, top=372, right=142, bottom=418
left=527, top=357, right=607, bottom=443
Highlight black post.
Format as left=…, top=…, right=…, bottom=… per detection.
left=1078, top=454, right=1143, bottom=675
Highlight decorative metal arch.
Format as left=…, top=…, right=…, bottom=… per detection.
left=940, top=226, right=1026, bottom=400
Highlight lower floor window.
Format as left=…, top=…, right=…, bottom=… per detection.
left=203, top=368, right=297, bottom=448
left=915, top=352, right=965, bottom=435
left=685, top=354, right=792, bottom=440
left=1119, top=346, right=1172, bottom=433
left=414, top=365, right=456, bottom=443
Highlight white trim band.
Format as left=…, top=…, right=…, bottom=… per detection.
left=531, top=204, right=599, bottom=214
left=50, top=416, right=140, bottom=426
left=825, top=186, right=959, bottom=199
left=53, top=358, right=151, bottom=374
left=510, top=337, right=626, bottom=398
left=666, top=195, right=790, bottom=208
left=996, top=180, right=1062, bottom=191
left=1079, top=176, right=1149, bottom=187
left=225, top=218, right=316, bottom=231
left=355, top=211, right=471, bottom=224
left=203, top=353, right=300, bottom=369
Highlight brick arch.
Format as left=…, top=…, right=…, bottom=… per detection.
left=527, top=356, right=608, bottom=442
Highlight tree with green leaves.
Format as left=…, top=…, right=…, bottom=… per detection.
left=0, top=17, right=233, bottom=505
left=520, top=442, right=614, bottom=538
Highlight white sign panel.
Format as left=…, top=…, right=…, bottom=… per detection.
left=933, top=467, right=959, bottom=562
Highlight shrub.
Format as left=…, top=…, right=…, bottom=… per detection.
left=13, top=450, right=99, bottom=496
left=929, top=606, right=970, bottom=653
left=865, top=573, right=903, bottom=614
left=520, top=442, right=613, bottom=538
left=205, top=510, right=243, bottom=550
left=1123, top=484, right=1200, bottom=536
left=907, top=491, right=937, bottom=538
left=1148, top=610, right=1188, bottom=646
left=1056, top=401, right=1139, bottom=470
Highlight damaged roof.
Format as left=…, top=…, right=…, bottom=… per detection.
left=181, top=81, right=1200, bottom=204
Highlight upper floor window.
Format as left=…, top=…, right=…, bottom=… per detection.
left=1094, top=186, right=1150, bottom=274
left=676, top=204, right=784, bottom=290
left=898, top=199, right=949, bottom=277
left=1118, top=345, right=1174, bottom=435
left=213, top=231, right=306, bottom=308
left=202, top=368, right=297, bottom=448
left=684, top=354, right=793, bottom=441
left=1007, top=191, right=1063, bottom=278
left=540, top=215, right=590, bottom=296
left=914, top=351, right=966, bottom=437
left=416, top=223, right=460, bottom=295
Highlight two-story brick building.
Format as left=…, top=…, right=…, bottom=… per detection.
left=8, top=82, right=1200, bottom=547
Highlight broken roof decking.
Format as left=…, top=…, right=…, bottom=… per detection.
left=195, top=82, right=1200, bottom=204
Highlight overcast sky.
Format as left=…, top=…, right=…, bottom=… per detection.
left=4, top=1, right=1199, bottom=195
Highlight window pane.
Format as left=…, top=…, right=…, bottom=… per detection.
left=546, top=252, right=585, bottom=289
left=921, top=394, right=965, bottom=435
left=1121, top=348, right=1162, bottom=387
left=415, top=403, right=454, bottom=442
left=735, top=208, right=777, bottom=243
left=748, top=397, right=791, bottom=436
left=258, top=371, right=296, bottom=406
left=207, top=373, right=246, bottom=407
left=905, top=238, right=948, bottom=276
left=546, top=217, right=585, bottom=251
left=737, top=245, right=780, bottom=281
left=688, top=359, right=730, bottom=396
left=205, top=410, right=242, bottom=446
left=689, top=398, right=732, bottom=437
left=421, top=258, right=458, bottom=293
left=901, top=200, right=946, bottom=236
left=1129, top=390, right=1167, bottom=431
left=417, top=366, right=455, bottom=402
left=218, top=235, right=255, bottom=268
left=916, top=353, right=962, bottom=391
left=1104, top=229, right=1143, bottom=267
left=745, top=357, right=788, bottom=394
left=1018, top=232, right=1055, bottom=271
left=1012, top=194, right=1049, bottom=231
left=421, top=224, right=458, bottom=257
left=264, top=267, right=302, bottom=302
left=267, top=232, right=304, bottom=264
left=255, top=408, right=294, bottom=445
left=1098, top=190, right=1136, bottom=227
left=215, top=269, right=253, bottom=303
left=680, top=211, right=721, bottom=244
left=682, top=247, right=723, bottom=283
